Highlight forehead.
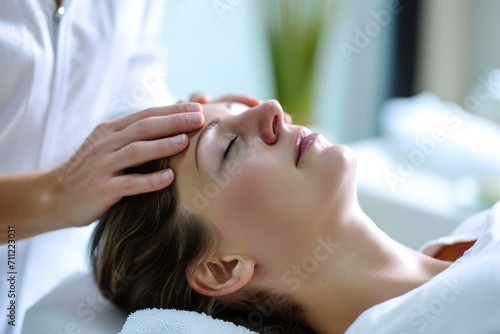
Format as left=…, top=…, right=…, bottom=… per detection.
left=201, top=102, right=248, bottom=122
left=169, top=102, right=249, bottom=187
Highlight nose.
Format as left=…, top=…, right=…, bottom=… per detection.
left=242, top=100, right=284, bottom=145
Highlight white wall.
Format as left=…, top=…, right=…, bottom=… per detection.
left=160, top=0, right=500, bottom=142
left=415, top=0, right=474, bottom=103
left=313, top=0, right=394, bottom=144
left=160, top=0, right=395, bottom=145
left=416, top=0, right=500, bottom=107
left=468, top=0, right=500, bottom=94
left=160, top=0, right=274, bottom=101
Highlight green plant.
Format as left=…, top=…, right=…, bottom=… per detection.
left=265, top=0, right=341, bottom=125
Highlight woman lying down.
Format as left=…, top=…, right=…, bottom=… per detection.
left=90, top=100, right=500, bottom=334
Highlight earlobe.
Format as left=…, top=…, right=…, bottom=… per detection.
left=188, top=255, right=255, bottom=297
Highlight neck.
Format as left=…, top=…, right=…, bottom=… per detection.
left=293, top=204, right=451, bottom=334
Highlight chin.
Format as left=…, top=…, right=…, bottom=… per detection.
left=319, top=144, right=358, bottom=197
left=324, top=143, right=356, bottom=170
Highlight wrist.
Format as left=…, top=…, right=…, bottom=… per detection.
left=39, top=169, right=67, bottom=230
left=0, top=169, right=67, bottom=240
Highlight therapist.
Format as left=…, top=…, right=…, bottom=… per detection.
left=0, top=1, right=259, bottom=333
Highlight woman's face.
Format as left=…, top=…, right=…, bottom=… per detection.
left=170, top=101, right=357, bottom=277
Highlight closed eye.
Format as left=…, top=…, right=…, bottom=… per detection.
left=223, top=135, right=238, bottom=160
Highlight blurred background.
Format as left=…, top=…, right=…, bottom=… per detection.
left=161, top=0, right=500, bottom=248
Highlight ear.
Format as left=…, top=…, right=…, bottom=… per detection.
left=188, top=255, right=255, bottom=297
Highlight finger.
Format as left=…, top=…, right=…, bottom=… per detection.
left=115, top=112, right=204, bottom=148
left=176, top=99, right=186, bottom=104
left=112, top=135, right=189, bottom=171
left=113, top=168, right=175, bottom=197
left=284, top=112, right=293, bottom=124
left=189, top=92, right=211, bottom=104
left=110, top=103, right=202, bottom=131
left=214, top=94, right=261, bottom=107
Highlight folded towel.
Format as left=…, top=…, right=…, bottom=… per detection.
left=119, top=308, right=257, bottom=334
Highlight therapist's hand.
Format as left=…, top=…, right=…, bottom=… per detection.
left=188, top=92, right=293, bottom=124
left=51, top=103, right=204, bottom=228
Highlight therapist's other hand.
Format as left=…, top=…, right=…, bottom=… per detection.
left=188, top=92, right=293, bottom=124
left=189, top=92, right=261, bottom=107
left=52, top=103, right=204, bottom=228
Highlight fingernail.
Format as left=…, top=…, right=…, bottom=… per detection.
left=171, top=134, right=185, bottom=145
left=187, top=113, right=202, bottom=124
left=162, top=170, right=172, bottom=181
left=188, top=104, right=201, bottom=112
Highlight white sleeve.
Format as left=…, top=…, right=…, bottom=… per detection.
left=419, top=206, right=493, bottom=256
left=107, top=0, right=174, bottom=119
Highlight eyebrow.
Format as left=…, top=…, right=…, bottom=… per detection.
left=195, top=117, right=223, bottom=171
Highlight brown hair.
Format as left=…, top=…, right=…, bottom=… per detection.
left=90, top=158, right=315, bottom=333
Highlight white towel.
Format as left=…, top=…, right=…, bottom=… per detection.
left=119, top=308, right=258, bottom=334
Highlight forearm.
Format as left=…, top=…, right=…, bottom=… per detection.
left=0, top=170, right=62, bottom=243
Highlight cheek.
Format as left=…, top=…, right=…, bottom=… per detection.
left=209, top=158, right=314, bottom=252
left=224, top=158, right=293, bottom=215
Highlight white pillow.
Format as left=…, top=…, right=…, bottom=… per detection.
left=21, top=271, right=127, bottom=334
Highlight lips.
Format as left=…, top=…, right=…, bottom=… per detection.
left=295, top=130, right=318, bottom=166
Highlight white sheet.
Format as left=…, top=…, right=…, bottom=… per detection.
left=21, top=272, right=126, bottom=334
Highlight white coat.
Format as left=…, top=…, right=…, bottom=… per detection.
left=0, top=1, right=172, bottom=333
